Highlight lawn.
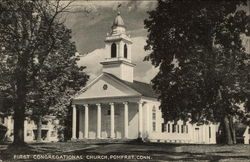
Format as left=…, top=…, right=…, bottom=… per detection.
left=0, top=141, right=249, bottom=162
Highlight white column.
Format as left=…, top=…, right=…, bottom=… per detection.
left=110, top=103, right=115, bottom=138
left=138, top=101, right=143, bottom=138
left=96, top=104, right=101, bottom=139
left=71, top=105, right=76, bottom=139
left=123, top=102, right=129, bottom=138
left=84, top=104, right=89, bottom=139
left=79, top=108, right=83, bottom=139
left=145, top=103, right=150, bottom=134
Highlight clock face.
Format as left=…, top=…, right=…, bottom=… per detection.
left=103, top=84, right=108, bottom=90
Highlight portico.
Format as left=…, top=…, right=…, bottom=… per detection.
left=72, top=98, right=144, bottom=139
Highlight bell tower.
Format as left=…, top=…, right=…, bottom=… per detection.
left=100, top=12, right=135, bottom=82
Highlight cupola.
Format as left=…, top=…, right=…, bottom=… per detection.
left=100, top=11, right=135, bottom=82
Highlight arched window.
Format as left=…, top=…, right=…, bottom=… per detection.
left=124, top=44, right=127, bottom=58
left=111, top=43, right=117, bottom=58
left=152, top=107, right=156, bottom=120
left=152, top=107, right=156, bottom=131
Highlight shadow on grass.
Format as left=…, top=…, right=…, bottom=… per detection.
left=69, top=149, right=250, bottom=162
left=0, top=143, right=37, bottom=160
left=66, top=143, right=250, bottom=162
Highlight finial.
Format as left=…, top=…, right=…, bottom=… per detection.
left=117, top=3, right=122, bottom=15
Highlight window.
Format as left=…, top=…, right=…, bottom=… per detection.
left=181, top=125, right=185, bottom=133
left=177, top=125, right=179, bottom=133
left=172, top=124, right=176, bottom=133
left=124, top=44, right=127, bottom=58
left=111, top=43, right=117, bottom=58
left=152, top=107, right=156, bottom=120
left=209, top=127, right=211, bottom=138
left=153, top=122, right=156, bottom=131
left=162, top=124, right=167, bottom=132
left=167, top=124, right=171, bottom=133
left=186, top=125, right=189, bottom=133
left=42, top=120, right=48, bottom=125
left=248, top=128, right=250, bottom=134
left=152, top=107, right=156, bottom=131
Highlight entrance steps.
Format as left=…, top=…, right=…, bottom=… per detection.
left=69, top=138, right=134, bottom=144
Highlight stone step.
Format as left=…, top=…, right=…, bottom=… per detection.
left=69, top=138, right=134, bottom=144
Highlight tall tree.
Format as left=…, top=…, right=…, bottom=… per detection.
left=27, top=24, right=88, bottom=142
left=0, top=0, right=88, bottom=144
left=145, top=0, right=250, bottom=144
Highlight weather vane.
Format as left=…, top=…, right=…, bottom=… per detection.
left=117, top=3, right=122, bottom=14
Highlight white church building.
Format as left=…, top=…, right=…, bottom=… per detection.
left=71, top=12, right=218, bottom=144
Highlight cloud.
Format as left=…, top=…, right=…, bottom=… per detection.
left=78, top=37, right=158, bottom=83
left=63, top=1, right=159, bottom=83
left=63, top=1, right=157, bottom=54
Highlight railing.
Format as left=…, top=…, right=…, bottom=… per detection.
left=148, top=132, right=193, bottom=143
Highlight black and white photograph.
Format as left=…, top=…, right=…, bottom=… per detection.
left=0, top=0, right=250, bottom=161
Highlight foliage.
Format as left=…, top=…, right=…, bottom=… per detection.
left=0, top=0, right=88, bottom=144
left=144, top=0, right=250, bottom=143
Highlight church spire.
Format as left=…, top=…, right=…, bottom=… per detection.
left=100, top=11, right=135, bottom=82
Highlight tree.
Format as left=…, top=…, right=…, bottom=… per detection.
left=0, top=0, right=88, bottom=144
left=144, top=0, right=250, bottom=144
left=27, top=24, right=88, bottom=142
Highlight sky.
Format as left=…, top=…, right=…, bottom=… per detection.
left=62, top=0, right=159, bottom=83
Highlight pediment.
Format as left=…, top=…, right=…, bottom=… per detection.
left=74, top=74, right=141, bottom=100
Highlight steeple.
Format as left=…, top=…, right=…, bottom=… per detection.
left=100, top=11, right=135, bottom=82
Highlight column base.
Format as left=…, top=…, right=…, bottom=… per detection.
left=71, top=137, right=77, bottom=141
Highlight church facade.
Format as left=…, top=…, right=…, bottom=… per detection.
left=71, top=12, right=218, bottom=144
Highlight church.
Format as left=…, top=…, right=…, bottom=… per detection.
left=71, top=12, right=218, bottom=144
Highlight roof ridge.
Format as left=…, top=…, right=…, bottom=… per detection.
left=133, top=80, right=152, bottom=85
left=104, top=72, right=158, bottom=98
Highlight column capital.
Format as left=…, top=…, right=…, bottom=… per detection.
left=109, top=102, right=114, bottom=106
left=83, top=104, right=88, bottom=107
left=123, top=101, right=128, bottom=105
left=72, top=104, right=76, bottom=108
left=137, top=100, right=144, bottom=105
left=96, top=103, right=101, bottom=107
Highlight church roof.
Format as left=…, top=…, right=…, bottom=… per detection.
left=112, top=12, right=125, bottom=27
left=104, top=73, right=158, bottom=99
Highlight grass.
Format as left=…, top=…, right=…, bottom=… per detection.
left=0, top=141, right=249, bottom=162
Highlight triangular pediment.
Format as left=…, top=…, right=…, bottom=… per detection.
left=74, top=73, right=141, bottom=100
